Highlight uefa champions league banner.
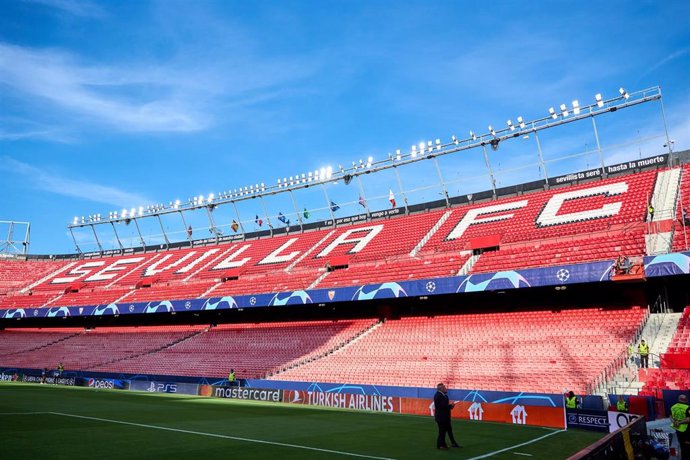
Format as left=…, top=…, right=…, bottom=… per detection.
left=643, top=252, right=690, bottom=277
left=6, top=251, right=690, bottom=321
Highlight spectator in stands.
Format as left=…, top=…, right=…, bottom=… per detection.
left=228, top=369, right=236, bottom=387
left=433, top=383, right=460, bottom=450
left=683, top=207, right=690, bottom=226
left=187, top=225, right=193, bottom=239
left=58, top=362, right=64, bottom=377
left=565, top=391, right=580, bottom=410
left=41, top=368, right=47, bottom=384
left=671, top=394, right=690, bottom=460
left=638, top=340, right=650, bottom=368
left=616, top=395, right=628, bottom=413
left=648, top=203, right=655, bottom=222
left=53, top=366, right=59, bottom=385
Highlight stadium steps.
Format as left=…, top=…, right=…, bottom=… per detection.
left=285, top=229, right=336, bottom=272
left=603, top=312, right=681, bottom=395
left=267, top=320, right=381, bottom=378
left=409, top=210, right=452, bottom=257
left=83, top=327, right=209, bottom=370
left=645, top=168, right=682, bottom=255
left=308, top=270, right=330, bottom=289
left=19, top=261, right=77, bottom=294
left=457, top=252, right=479, bottom=276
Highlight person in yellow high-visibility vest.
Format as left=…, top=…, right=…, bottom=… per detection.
left=671, top=394, right=690, bottom=460
left=565, top=391, right=579, bottom=410
left=616, top=395, right=628, bottom=413
left=638, top=340, right=650, bottom=368
left=228, top=369, right=236, bottom=387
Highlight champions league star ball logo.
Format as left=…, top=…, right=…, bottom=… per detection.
left=46, top=306, right=71, bottom=318
left=425, top=281, right=436, bottom=293
left=144, top=301, right=174, bottom=314
left=249, top=297, right=257, bottom=306
left=93, top=304, right=119, bottom=316
left=352, top=282, right=408, bottom=301
left=184, top=301, right=192, bottom=310
left=4, top=308, right=27, bottom=319
left=202, top=296, right=237, bottom=310
left=269, top=291, right=313, bottom=306
left=129, top=305, right=135, bottom=312
left=556, top=269, right=570, bottom=282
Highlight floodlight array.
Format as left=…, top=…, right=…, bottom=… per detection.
left=69, top=86, right=661, bottom=229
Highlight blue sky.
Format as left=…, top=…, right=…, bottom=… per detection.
left=1, top=0, right=689, bottom=254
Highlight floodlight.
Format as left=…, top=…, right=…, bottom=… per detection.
left=451, top=135, right=458, bottom=145
left=548, top=107, right=557, bottom=119
left=326, top=166, right=333, bottom=179
left=396, top=149, right=402, bottom=160
left=122, top=210, right=128, bottom=218
left=469, top=130, right=477, bottom=141
left=560, top=103, right=568, bottom=117
left=174, top=200, right=180, bottom=208
left=411, top=145, right=417, bottom=158
left=595, top=93, right=604, bottom=107
left=572, top=100, right=580, bottom=115
left=367, top=156, right=373, bottom=167
left=507, top=120, right=514, bottom=131
left=130, top=208, right=136, bottom=217
left=488, top=125, right=496, bottom=136
left=619, top=87, right=629, bottom=99
left=435, top=139, right=441, bottom=150
left=517, top=116, right=525, bottom=129
left=73, top=217, right=78, bottom=225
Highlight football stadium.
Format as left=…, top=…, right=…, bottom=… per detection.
left=1, top=2, right=690, bottom=459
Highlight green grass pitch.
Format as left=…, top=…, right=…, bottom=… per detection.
left=0, top=383, right=602, bottom=459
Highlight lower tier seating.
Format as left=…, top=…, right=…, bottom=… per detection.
left=0, top=308, right=645, bottom=395
left=270, top=308, right=646, bottom=394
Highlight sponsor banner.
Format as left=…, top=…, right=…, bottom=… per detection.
left=566, top=408, right=610, bottom=432
left=607, top=411, right=639, bottom=433
left=399, top=398, right=564, bottom=429
left=129, top=380, right=198, bottom=395
left=199, top=385, right=283, bottom=402
left=244, top=380, right=562, bottom=408
left=22, top=374, right=76, bottom=386
left=85, top=378, right=129, bottom=390
left=285, top=390, right=400, bottom=413
left=0, top=372, right=19, bottom=382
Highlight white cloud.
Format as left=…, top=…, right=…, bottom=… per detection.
left=1, top=157, right=151, bottom=209
left=0, top=43, right=209, bottom=133
left=22, top=0, right=105, bottom=18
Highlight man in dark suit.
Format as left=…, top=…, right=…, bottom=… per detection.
left=434, top=383, right=460, bottom=450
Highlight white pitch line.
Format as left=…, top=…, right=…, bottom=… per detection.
left=467, top=430, right=564, bottom=460
left=0, top=412, right=49, bottom=415
left=513, top=453, right=533, bottom=457
left=50, top=412, right=395, bottom=460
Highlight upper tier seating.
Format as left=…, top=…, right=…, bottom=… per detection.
left=271, top=308, right=646, bottom=394
left=0, top=168, right=662, bottom=309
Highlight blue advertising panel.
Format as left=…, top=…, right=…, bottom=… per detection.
left=129, top=380, right=198, bottom=395
left=565, top=408, right=610, bottom=432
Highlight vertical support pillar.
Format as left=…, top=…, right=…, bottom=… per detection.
left=132, top=218, right=147, bottom=252
left=321, top=183, right=336, bottom=223
left=392, top=166, right=409, bottom=214
left=533, top=128, right=549, bottom=186
left=110, top=222, right=125, bottom=252
left=69, top=227, right=82, bottom=254
left=590, top=114, right=607, bottom=178
left=432, top=156, right=450, bottom=207
left=288, top=189, right=304, bottom=232
left=480, top=144, right=498, bottom=198
left=90, top=224, right=103, bottom=254
left=156, top=215, right=170, bottom=249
